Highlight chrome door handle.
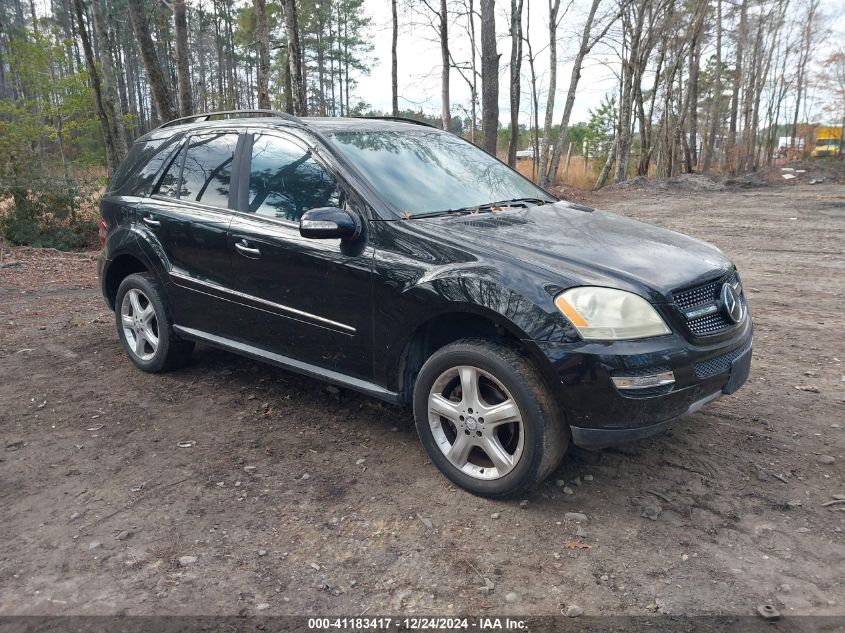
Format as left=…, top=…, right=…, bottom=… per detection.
left=142, top=216, right=160, bottom=228
left=234, top=240, right=261, bottom=258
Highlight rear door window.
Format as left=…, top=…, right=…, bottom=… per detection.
left=179, top=133, right=240, bottom=208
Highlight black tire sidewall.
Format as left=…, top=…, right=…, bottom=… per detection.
left=413, top=344, right=549, bottom=498
left=114, top=273, right=174, bottom=373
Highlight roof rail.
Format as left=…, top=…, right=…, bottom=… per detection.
left=154, top=109, right=301, bottom=130
left=353, top=115, right=438, bottom=129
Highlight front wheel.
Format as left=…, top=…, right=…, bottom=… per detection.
left=413, top=338, right=568, bottom=498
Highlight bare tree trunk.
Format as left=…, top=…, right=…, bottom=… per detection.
left=283, top=49, right=293, bottom=113
left=522, top=0, right=540, bottom=180
left=687, top=28, right=701, bottom=169
left=128, top=0, right=176, bottom=123
left=506, top=0, right=523, bottom=166
left=73, top=0, right=120, bottom=172
left=391, top=0, right=399, bottom=115
left=255, top=0, right=270, bottom=109
left=790, top=0, right=819, bottom=156
left=283, top=0, right=306, bottom=115
left=545, top=0, right=608, bottom=186
left=173, top=0, right=192, bottom=116
left=440, top=0, right=451, bottom=130
left=701, top=0, right=721, bottom=174
left=480, top=0, right=498, bottom=154
left=92, top=0, right=127, bottom=160
left=536, top=0, right=561, bottom=183
left=614, top=0, right=646, bottom=183
left=725, top=0, right=747, bottom=174
left=594, top=138, right=617, bottom=189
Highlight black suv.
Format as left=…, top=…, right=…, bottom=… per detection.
left=98, top=110, right=752, bottom=498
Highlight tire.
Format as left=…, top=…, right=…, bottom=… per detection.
left=114, top=272, right=194, bottom=373
left=413, top=338, right=568, bottom=498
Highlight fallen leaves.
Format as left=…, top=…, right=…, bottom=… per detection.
left=564, top=541, right=592, bottom=550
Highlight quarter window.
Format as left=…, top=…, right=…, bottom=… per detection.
left=179, top=133, right=239, bottom=208
left=248, top=134, right=341, bottom=221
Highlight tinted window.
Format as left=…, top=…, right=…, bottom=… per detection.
left=109, top=134, right=183, bottom=196
left=327, top=130, right=552, bottom=215
left=248, top=134, right=340, bottom=221
left=156, top=143, right=186, bottom=198
left=179, top=133, right=239, bottom=207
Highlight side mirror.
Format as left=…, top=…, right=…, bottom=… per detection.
left=299, top=207, right=361, bottom=240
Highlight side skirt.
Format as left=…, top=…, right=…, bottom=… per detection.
left=173, top=325, right=403, bottom=405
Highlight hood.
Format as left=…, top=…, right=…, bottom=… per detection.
left=413, top=201, right=733, bottom=301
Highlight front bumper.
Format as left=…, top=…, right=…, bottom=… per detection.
left=533, top=317, right=753, bottom=449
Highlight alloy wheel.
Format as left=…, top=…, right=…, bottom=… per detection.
left=427, top=365, right=525, bottom=480
left=120, top=288, right=159, bottom=361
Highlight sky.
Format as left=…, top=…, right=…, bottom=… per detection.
left=356, top=0, right=845, bottom=129
left=357, top=0, right=620, bottom=126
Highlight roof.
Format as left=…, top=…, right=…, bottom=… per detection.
left=143, top=110, right=440, bottom=140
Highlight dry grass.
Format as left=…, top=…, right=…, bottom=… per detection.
left=513, top=156, right=599, bottom=190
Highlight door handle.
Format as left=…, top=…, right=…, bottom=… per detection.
left=234, top=239, right=261, bottom=258
left=141, top=215, right=161, bottom=228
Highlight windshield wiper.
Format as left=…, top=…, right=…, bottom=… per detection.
left=451, top=197, right=553, bottom=214
left=404, top=209, right=477, bottom=219
left=479, top=197, right=553, bottom=209
left=403, top=197, right=553, bottom=219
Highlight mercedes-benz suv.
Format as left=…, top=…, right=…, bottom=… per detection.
left=97, top=110, right=752, bottom=498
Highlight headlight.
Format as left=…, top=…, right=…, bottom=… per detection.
left=555, top=287, right=671, bottom=340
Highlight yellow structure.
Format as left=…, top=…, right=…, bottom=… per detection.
left=811, top=126, right=843, bottom=158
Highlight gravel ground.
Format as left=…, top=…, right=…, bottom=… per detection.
left=0, top=184, right=843, bottom=618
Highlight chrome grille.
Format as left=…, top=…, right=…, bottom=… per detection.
left=674, top=271, right=738, bottom=310
left=673, top=270, right=744, bottom=337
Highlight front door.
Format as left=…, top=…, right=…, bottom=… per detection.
left=226, top=131, right=374, bottom=381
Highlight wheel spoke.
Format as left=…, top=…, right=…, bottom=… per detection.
left=134, top=330, right=146, bottom=356
left=446, top=433, right=473, bottom=467
left=128, top=289, right=143, bottom=316
left=140, top=304, right=155, bottom=325
left=482, top=399, right=520, bottom=427
left=121, top=314, right=134, bottom=329
left=429, top=394, right=462, bottom=423
left=459, top=366, right=479, bottom=409
left=144, top=328, right=159, bottom=351
left=481, top=435, right=514, bottom=475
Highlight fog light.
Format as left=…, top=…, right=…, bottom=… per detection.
left=612, top=371, right=675, bottom=390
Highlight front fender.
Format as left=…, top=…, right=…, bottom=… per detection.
left=375, top=269, right=579, bottom=393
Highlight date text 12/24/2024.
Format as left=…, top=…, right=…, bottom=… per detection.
left=307, top=617, right=529, bottom=630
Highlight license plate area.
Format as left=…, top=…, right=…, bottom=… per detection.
left=722, top=347, right=752, bottom=394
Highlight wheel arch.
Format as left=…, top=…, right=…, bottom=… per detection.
left=103, top=253, right=149, bottom=310
left=393, top=306, right=558, bottom=404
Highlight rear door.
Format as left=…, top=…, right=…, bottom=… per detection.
left=138, top=129, right=244, bottom=335
left=225, top=130, right=374, bottom=380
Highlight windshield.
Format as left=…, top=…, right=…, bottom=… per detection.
left=326, top=130, right=553, bottom=215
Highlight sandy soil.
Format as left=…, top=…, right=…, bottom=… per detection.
left=1, top=184, right=843, bottom=618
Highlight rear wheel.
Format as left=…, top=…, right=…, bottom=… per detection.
left=413, top=338, right=567, bottom=498
left=115, top=273, right=193, bottom=372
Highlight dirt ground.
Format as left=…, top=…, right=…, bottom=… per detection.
left=1, top=183, right=843, bottom=619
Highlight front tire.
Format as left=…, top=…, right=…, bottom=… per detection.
left=413, top=338, right=568, bottom=498
left=114, top=272, right=194, bottom=373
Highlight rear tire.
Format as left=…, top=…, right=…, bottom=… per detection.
left=114, top=272, right=194, bottom=373
left=413, top=338, right=568, bottom=498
